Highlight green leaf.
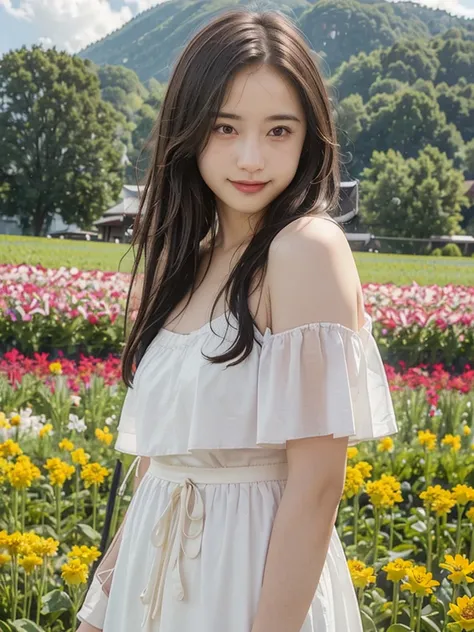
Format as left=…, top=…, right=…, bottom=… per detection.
left=76, top=522, right=101, bottom=541
left=11, top=621, right=45, bottom=632
left=0, top=622, right=14, bottom=632
left=421, top=615, right=442, bottom=632
left=40, top=589, right=73, bottom=614
left=360, top=610, right=377, bottom=631
left=410, top=520, right=427, bottom=533
left=386, top=625, right=412, bottom=631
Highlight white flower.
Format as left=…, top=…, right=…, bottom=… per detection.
left=105, top=416, right=114, bottom=426
left=67, top=414, right=87, bottom=433
left=70, top=395, right=81, bottom=407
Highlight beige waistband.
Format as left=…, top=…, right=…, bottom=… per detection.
left=148, top=459, right=289, bottom=484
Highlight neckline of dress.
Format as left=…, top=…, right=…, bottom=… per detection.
left=161, top=311, right=229, bottom=338
left=159, top=310, right=372, bottom=344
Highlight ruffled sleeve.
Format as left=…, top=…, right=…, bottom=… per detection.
left=257, top=313, right=398, bottom=447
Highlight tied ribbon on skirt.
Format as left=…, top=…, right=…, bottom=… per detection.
left=140, top=478, right=205, bottom=630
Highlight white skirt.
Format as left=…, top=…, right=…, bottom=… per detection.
left=102, top=451, right=363, bottom=632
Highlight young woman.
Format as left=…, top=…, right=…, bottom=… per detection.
left=77, top=8, right=398, bottom=632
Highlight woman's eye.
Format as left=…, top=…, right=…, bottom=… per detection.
left=213, top=125, right=292, bottom=137
left=214, top=124, right=235, bottom=135
left=270, top=126, right=291, bottom=137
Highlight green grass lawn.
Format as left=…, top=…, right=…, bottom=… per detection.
left=1, top=235, right=474, bottom=285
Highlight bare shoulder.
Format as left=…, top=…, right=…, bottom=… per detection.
left=267, top=214, right=362, bottom=333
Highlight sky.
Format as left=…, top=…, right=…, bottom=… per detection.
left=0, top=0, right=473, bottom=57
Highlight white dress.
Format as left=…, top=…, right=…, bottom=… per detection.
left=77, top=311, right=398, bottom=632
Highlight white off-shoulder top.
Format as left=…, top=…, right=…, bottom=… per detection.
left=115, top=310, right=398, bottom=455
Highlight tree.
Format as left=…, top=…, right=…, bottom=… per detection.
left=359, top=88, right=463, bottom=167
left=360, top=146, right=467, bottom=237
left=466, top=139, right=474, bottom=177
left=0, top=45, right=125, bottom=236
left=336, top=94, right=367, bottom=160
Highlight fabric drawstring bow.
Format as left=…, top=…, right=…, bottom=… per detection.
left=140, top=478, right=205, bottom=630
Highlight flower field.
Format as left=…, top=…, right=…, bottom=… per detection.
left=1, top=264, right=474, bottom=369
left=1, top=262, right=474, bottom=631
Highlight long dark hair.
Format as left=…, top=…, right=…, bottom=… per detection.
left=121, top=8, right=340, bottom=388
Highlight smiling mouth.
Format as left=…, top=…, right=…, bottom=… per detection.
left=230, top=180, right=269, bottom=193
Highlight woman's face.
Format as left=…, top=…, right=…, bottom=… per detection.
left=197, top=64, right=307, bottom=219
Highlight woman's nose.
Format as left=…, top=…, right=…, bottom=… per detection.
left=236, top=139, right=264, bottom=172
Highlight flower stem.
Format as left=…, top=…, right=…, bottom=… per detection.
left=55, top=485, right=61, bottom=538
left=470, top=524, right=474, bottom=562
left=21, top=489, right=26, bottom=533
left=373, top=507, right=380, bottom=564
left=92, top=484, right=98, bottom=532
left=11, top=555, right=18, bottom=620
left=455, top=504, right=465, bottom=555
left=427, top=507, right=433, bottom=572
left=415, top=596, right=423, bottom=632
left=391, top=582, right=400, bottom=624
left=354, top=495, right=359, bottom=549
left=12, top=488, right=18, bottom=531
left=36, top=559, right=47, bottom=625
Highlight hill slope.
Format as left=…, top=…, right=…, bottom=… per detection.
left=78, top=0, right=473, bottom=82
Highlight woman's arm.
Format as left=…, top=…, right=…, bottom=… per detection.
left=76, top=456, right=150, bottom=632
left=251, top=216, right=360, bottom=632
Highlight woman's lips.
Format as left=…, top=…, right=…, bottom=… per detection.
left=230, top=181, right=268, bottom=193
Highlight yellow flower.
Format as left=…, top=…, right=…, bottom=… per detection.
left=49, top=361, right=62, bottom=375
left=61, top=558, right=89, bottom=585
left=377, top=437, right=394, bottom=453
left=448, top=595, right=474, bottom=631
left=343, top=466, right=365, bottom=500
left=8, top=459, right=41, bottom=489
left=0, top=457, right=13, bottom=483
left=0, top=529, right=9, bottom=550
left=44, top=458, right=75, bottom=487
left=32, top=537, right=59, bottom=557
left=440, top=554, right=474, bottom=585
left=354, top=461, right=372, bottom=479
left=9, top=414, right=21, bottom=427
left=81, top=462, right=110, bottom=488
left=463, top=425, right=472, bottom=436
left=0, top=440, right=23, bottom=458
left=71, top=448, right=90, bottom=466
left=442, top=434, right=462, bottom=453
left=347, top=447, right=358, bottom=460
left=5, top=532, right=27, bottom=556
left=58, top=439, right=74, bottom=452
left=452, top=485, right=474, bottom=506
left=382, top=558, right=414, bottom=582
left=347, top=559, right=376, bottom=589
left=466, top=507, right=474, bottom=524
left=401, top=565, right=440, bottom=597
left=418, top=429, right=437, bottom=451
left=0, top=552, right=11, bottom=566
left=95, top=427, right=113, bottom=446
left=68, top=545, right=101, bottom=565
left=39, top=424, right=53, bottom=439
left=18, top=553, right=43, bottom=574
left=20, top=532, right=42, bottom=554
left=366, top=476, right=402, bottom=509
left=420, top=485, right=456, bottom=517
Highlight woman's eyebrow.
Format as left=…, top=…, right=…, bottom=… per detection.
left=213, top=111, right=302, bottom=123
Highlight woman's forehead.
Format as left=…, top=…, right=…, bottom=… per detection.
left=221, top=66, right=304, bottom=119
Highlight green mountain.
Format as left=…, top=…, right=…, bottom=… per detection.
left=77, top=0, right=473, bottom=83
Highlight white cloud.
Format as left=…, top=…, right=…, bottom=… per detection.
left=124, top=0, right=164, bottom=11
left=0, top=0, right=134, bottom=52
left=387, top=0, right=474, bottom=19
